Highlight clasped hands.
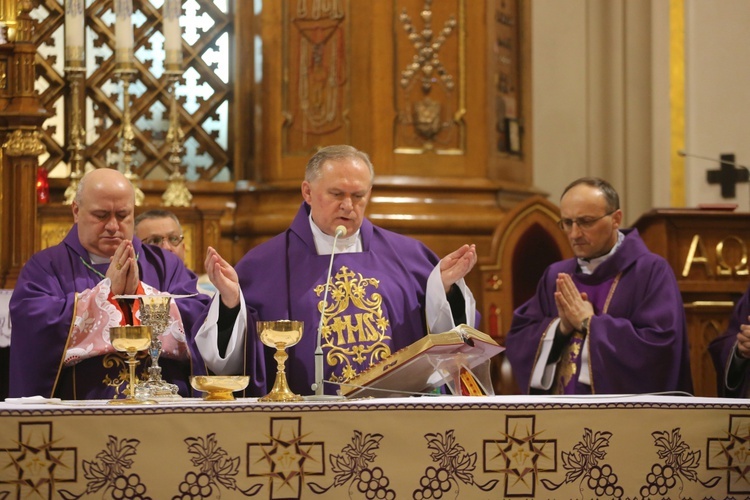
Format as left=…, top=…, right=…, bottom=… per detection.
left=107, top=240, right=139, bottom=296
left=737, top=320, right=750, bottom=359
left=555, top=273, right=594, bottom=336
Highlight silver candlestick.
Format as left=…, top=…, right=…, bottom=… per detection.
left=162, top=70, right=192, bottom=207
left=114, top=64, right=145, bottom=206
left=63, top=65, right=86, bottom=205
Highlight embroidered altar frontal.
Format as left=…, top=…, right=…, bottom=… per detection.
left=0, top=395, right=748, bottom=499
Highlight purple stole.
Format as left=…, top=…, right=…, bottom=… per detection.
left=553, top=273, right=620, bottom=394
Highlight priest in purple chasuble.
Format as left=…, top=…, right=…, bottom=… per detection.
left=708, top=284, right=750, bottom=397
left=505, top=177, right=693, bottom=395
left=195, top=145, right=479, bottom=397
left=9, top=169, right=244, bottom=400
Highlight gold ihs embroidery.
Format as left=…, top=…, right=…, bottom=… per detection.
left=314, top=265, right=392, bottom=382
left=554, top=331, right=585, bottom=394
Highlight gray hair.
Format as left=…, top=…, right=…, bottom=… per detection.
left=304, top=145, right=375, bottom=183
left=561, top=177, right=620, bottom=212
left=135, top=209, right=182, bottom=229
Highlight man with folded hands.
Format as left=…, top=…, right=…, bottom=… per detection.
left=9, top=168, right=244, bottom=399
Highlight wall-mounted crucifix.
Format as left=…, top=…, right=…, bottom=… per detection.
left=706, top=153, right=749, bottom=198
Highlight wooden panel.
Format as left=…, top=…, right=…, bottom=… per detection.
left=633, top=208, right=750, bottom=397
left=633, top=209, right=750, bottom=299
left=684, top=302, right=733, bottom=398
left=259, top=0, right=532, bottom=187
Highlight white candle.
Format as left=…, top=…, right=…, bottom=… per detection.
left=163, top=0, right=182, bottom=67
left=114, top=0, right=134, bottom=65
left=65, top=0, right=85, bottom=63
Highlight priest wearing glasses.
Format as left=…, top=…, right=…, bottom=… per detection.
left=505, top=177, right=693, bottom=395
left=135, top=209, right=215, bottom=296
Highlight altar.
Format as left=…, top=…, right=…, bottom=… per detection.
left=0, top=395, right=748, bottom=499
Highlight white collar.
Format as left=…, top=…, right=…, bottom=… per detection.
left=89, top=253, right=110, bottom=264
left=577, top=231, right=625, bottom=274
left=308, top=215, right=362, bottom=255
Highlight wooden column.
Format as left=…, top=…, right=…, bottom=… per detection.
left=0, top=0, right=48, bottom=288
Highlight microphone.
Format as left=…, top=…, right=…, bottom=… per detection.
left=678, top=150, right=750, bottom=201
left=310, top=225, right=347, bottom=399
left=677, top=149, right=748, bottom=168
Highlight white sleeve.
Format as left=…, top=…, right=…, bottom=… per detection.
left=194, top=289, right=247, bottom=375
left=579, top=334, right=591, bottom=385
left=425, top=264, right=477, bottom=333
left=530, top=319, right=560, bottom=390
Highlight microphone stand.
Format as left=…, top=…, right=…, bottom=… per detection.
left=308, top=226, right=347, bottom=401
left=679, top=150, right=750, bottom=207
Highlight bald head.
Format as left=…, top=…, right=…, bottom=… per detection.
left=72, top=168, right=136, bottom=257
left=75, top=168, right=135, bottom=206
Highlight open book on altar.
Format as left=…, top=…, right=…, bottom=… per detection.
left=340, top=324, right=504, bottom=399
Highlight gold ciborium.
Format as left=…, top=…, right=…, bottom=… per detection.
left=109, top=326, right=152, bottom=404
left=191, top=376, right=250, bottom=401
left=257, top=320, right=303, bottom=402
left=135, top=295, right=180, bottom=400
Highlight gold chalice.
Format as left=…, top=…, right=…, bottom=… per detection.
left=191, top=376, right=250, bottom=401
left=257, top=320, right=303, bottom=402
left=109, top=325, right=152, bottom=404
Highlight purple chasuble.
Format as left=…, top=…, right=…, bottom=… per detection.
left=234, top=202, right=441, bottom=396
left=708, top=283, right=750, bottom=397
left=9, top=225, right=210, bottom=399
left=505, top=228, right=693, bottom=395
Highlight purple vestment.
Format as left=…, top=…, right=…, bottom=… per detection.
left=505, top=228, right=693, bottom=394
left=708, top=285, right=750, bottom=397
left=235, top=203, right=444, bottom=396
left=9, top=225, right=210, bottom=399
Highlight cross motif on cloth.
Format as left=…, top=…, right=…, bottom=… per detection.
left=247, top=417, right=325, bottom=499
left=0, top=422, right=77, bottom=499
left=706, top=153, right=749, bottom=198
left=483, top=414, right=557, bottom=497
left=707, top=415, right=750, bottom=495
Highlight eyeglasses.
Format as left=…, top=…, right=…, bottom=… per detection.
left=557, top=211, right=616, bottom=232
left=142, top=234, right=184, bottom=246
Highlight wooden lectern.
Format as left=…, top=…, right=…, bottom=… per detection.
left=633, top=208, right=750, bottom=397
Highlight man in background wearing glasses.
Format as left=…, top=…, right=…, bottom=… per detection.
left=505, top=177, right=693, bottom=395
left=135, top=210, right=215, bottom=296
left=135, top=210, right=186, bottom=260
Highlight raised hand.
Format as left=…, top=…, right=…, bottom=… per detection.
left=439, top=244, right=477, bottom=293
left=205, top=246, right=240, bottom=308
